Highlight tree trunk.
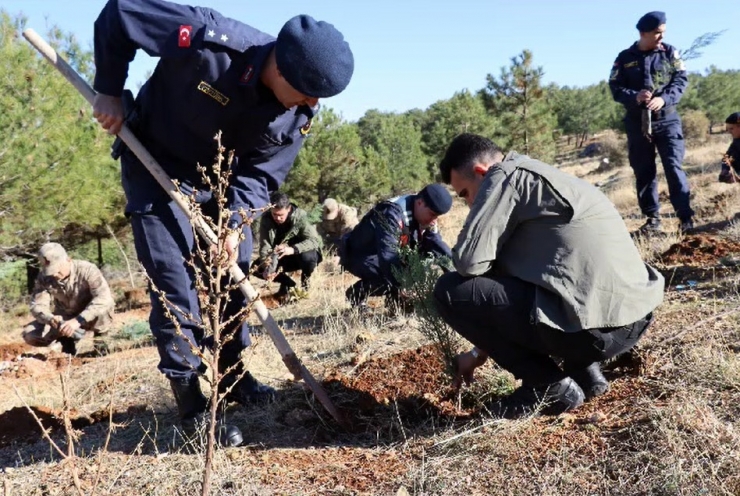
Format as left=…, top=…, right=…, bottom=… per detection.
left=25, top=258, right=39, bottom=295
left=97, top=235, right=103, bottom=267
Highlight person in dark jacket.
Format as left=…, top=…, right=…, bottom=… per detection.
left=91, top=0, right=353, bottom=444
left=718, top=112, right=740, bottom=183
left=340, top=184, right=452, bottom=310
left=609, top=11, right=693, bottom=235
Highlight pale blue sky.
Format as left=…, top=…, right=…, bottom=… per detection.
left=4, top=0, right=738, bottom=121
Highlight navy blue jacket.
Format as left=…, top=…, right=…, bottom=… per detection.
left=609, top=42, right=688, bottom=121
left=725, top=138, right=740, bottom=172
left=346, top=195, right=452, bottom=285
left=93, top=0, right=315, bottom=217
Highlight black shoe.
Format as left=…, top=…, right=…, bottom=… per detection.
left=633, top=217, right=662, bottom=237
left=485, top=377, right=585, bottom=419
left=58, top=337, right=77, bottom=356
left=567, top=363, right=609, bottom=400
left=220, top=371, right=276, bottom=406
left=679, top=218, right=695, bottom=235
left=169, top=376, right=243, bottom=447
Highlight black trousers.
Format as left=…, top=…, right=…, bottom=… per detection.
left=255, top=249, right=321, bottom=289
left=433, top=271, right=653, bottom=385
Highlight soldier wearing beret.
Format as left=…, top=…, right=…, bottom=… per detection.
left=91, top=0, right=354, bottom=444
left=340, top=184, right=453, bottom=311
left=23, top=243, right=114, bottom=356
left=719, top=112, right=740, bottom=183
left=434, top=134, right=663, bottom=419
left=609, top=11, right=694, bottom=235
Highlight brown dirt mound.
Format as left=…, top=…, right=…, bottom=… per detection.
left=0, top=406, right=109, bottom=448
left=660, top=234, right=740, bottom=266
left=323, top=345, right=475, bottom=428
left=1, top=349, right=86, bottom=379
left=0, top=342, right=33, bottom=361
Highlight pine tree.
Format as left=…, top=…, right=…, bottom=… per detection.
left=482, top=50, right=557, bottom=162
left=0, top=12, right=125, bottom=257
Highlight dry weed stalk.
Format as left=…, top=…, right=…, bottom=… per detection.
left=11, top=359, right=120, bottom=496
left=144, top=133, right=270, bottom=496
left=12, top=375, right=84, bottom=496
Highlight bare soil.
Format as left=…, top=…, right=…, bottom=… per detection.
left=660, top=234, right=740, bottom=266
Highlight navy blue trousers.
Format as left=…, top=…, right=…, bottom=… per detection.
left=343, top=254, right=396, bottom=305
left=626, top=116, right=693, bottom=221
left=130, top=200, right=252, bottom=380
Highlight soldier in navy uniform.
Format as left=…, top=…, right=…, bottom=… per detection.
left=719, top=112, right=740, bottom=183
left=91, top=0, right=354, bottom=444
left=340, top=184, right=452, bottom=311
left=609, top=11, right=694, bottom=235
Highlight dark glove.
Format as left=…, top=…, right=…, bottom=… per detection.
left=719, top=163, right=739, bottom=184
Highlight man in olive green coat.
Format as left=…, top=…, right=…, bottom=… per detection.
left=255, top=192, right=323, bottom=297
left=434, top=133, right=663, bottom=419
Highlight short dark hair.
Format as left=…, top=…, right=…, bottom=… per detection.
left=439, top=133, right=502, bottom=184
left=270, top=191, right=291, bottom=210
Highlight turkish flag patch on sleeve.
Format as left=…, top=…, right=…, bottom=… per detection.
left=178, top=25, right=192, bottom=48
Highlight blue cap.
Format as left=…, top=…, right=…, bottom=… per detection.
left=420, top=184, right=452, bottom=215
left=726, top=112, right=740, bottom=125
left=275, top=15, right=354, bottom=98
left=636, top=11, right=666, bottom=32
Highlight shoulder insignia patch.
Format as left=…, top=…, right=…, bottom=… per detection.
left=197, top=81, right=230, bottom=106
left=300, top=118, right=313, bottom=136
left=672, top=50, right=686, bottom=71
left=624, top=61, right=638, bottom=68
left=239, top=65, right=254, bottom=85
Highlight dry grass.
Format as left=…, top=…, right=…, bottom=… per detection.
left=3, top=136, right=740, bottom=495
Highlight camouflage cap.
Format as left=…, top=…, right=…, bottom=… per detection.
left=38, top=242, right=69, bottom=277
left=323, top=198, right=339, bottom=220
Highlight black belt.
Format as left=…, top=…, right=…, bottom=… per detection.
left=628, top=106, right=677, bottom=122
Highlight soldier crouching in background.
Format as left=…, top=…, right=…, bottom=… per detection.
left=254, top=192, right=323, bottom=302
left=718, top=112, right=740, bottom=184
left=340, top=184, right=452, bottom=312
left=22, top=243, right=114, bottom=356
left=318, top=198, right=359, bottom=253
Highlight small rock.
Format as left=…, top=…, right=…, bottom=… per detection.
left=589, top=412, right=607, bottom=424
left=397, top=487, right=411, bottom=496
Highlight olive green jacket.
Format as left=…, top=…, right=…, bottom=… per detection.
left=259, top=205, right=323, bottom=259
left=454, top=152, right=664, bottom=332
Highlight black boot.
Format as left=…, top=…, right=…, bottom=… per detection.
left=679, top=217, right=695, bottom=235
left=58, top=337, right=77, bottom=356
left=485, top=377, right=585, bottom=419
left=169, top=376, right=243, bottom=447
left=220, top=371, right=276, bottom=406
left=566, top=362, right=609, bottom=400
left=633, top=216, right=662, bottom=237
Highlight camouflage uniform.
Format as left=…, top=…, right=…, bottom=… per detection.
left=23, top=260, right=115, bottom=350
left=318, top=201, right=359, bottom=250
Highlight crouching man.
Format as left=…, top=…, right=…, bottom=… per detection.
left=23, top=243, right=115, bottom=356
left=433, top=134, right=664, bottom=418
left=254, top=192, right=323, bottom=301
left=340, top=184, right=453, bottom=311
